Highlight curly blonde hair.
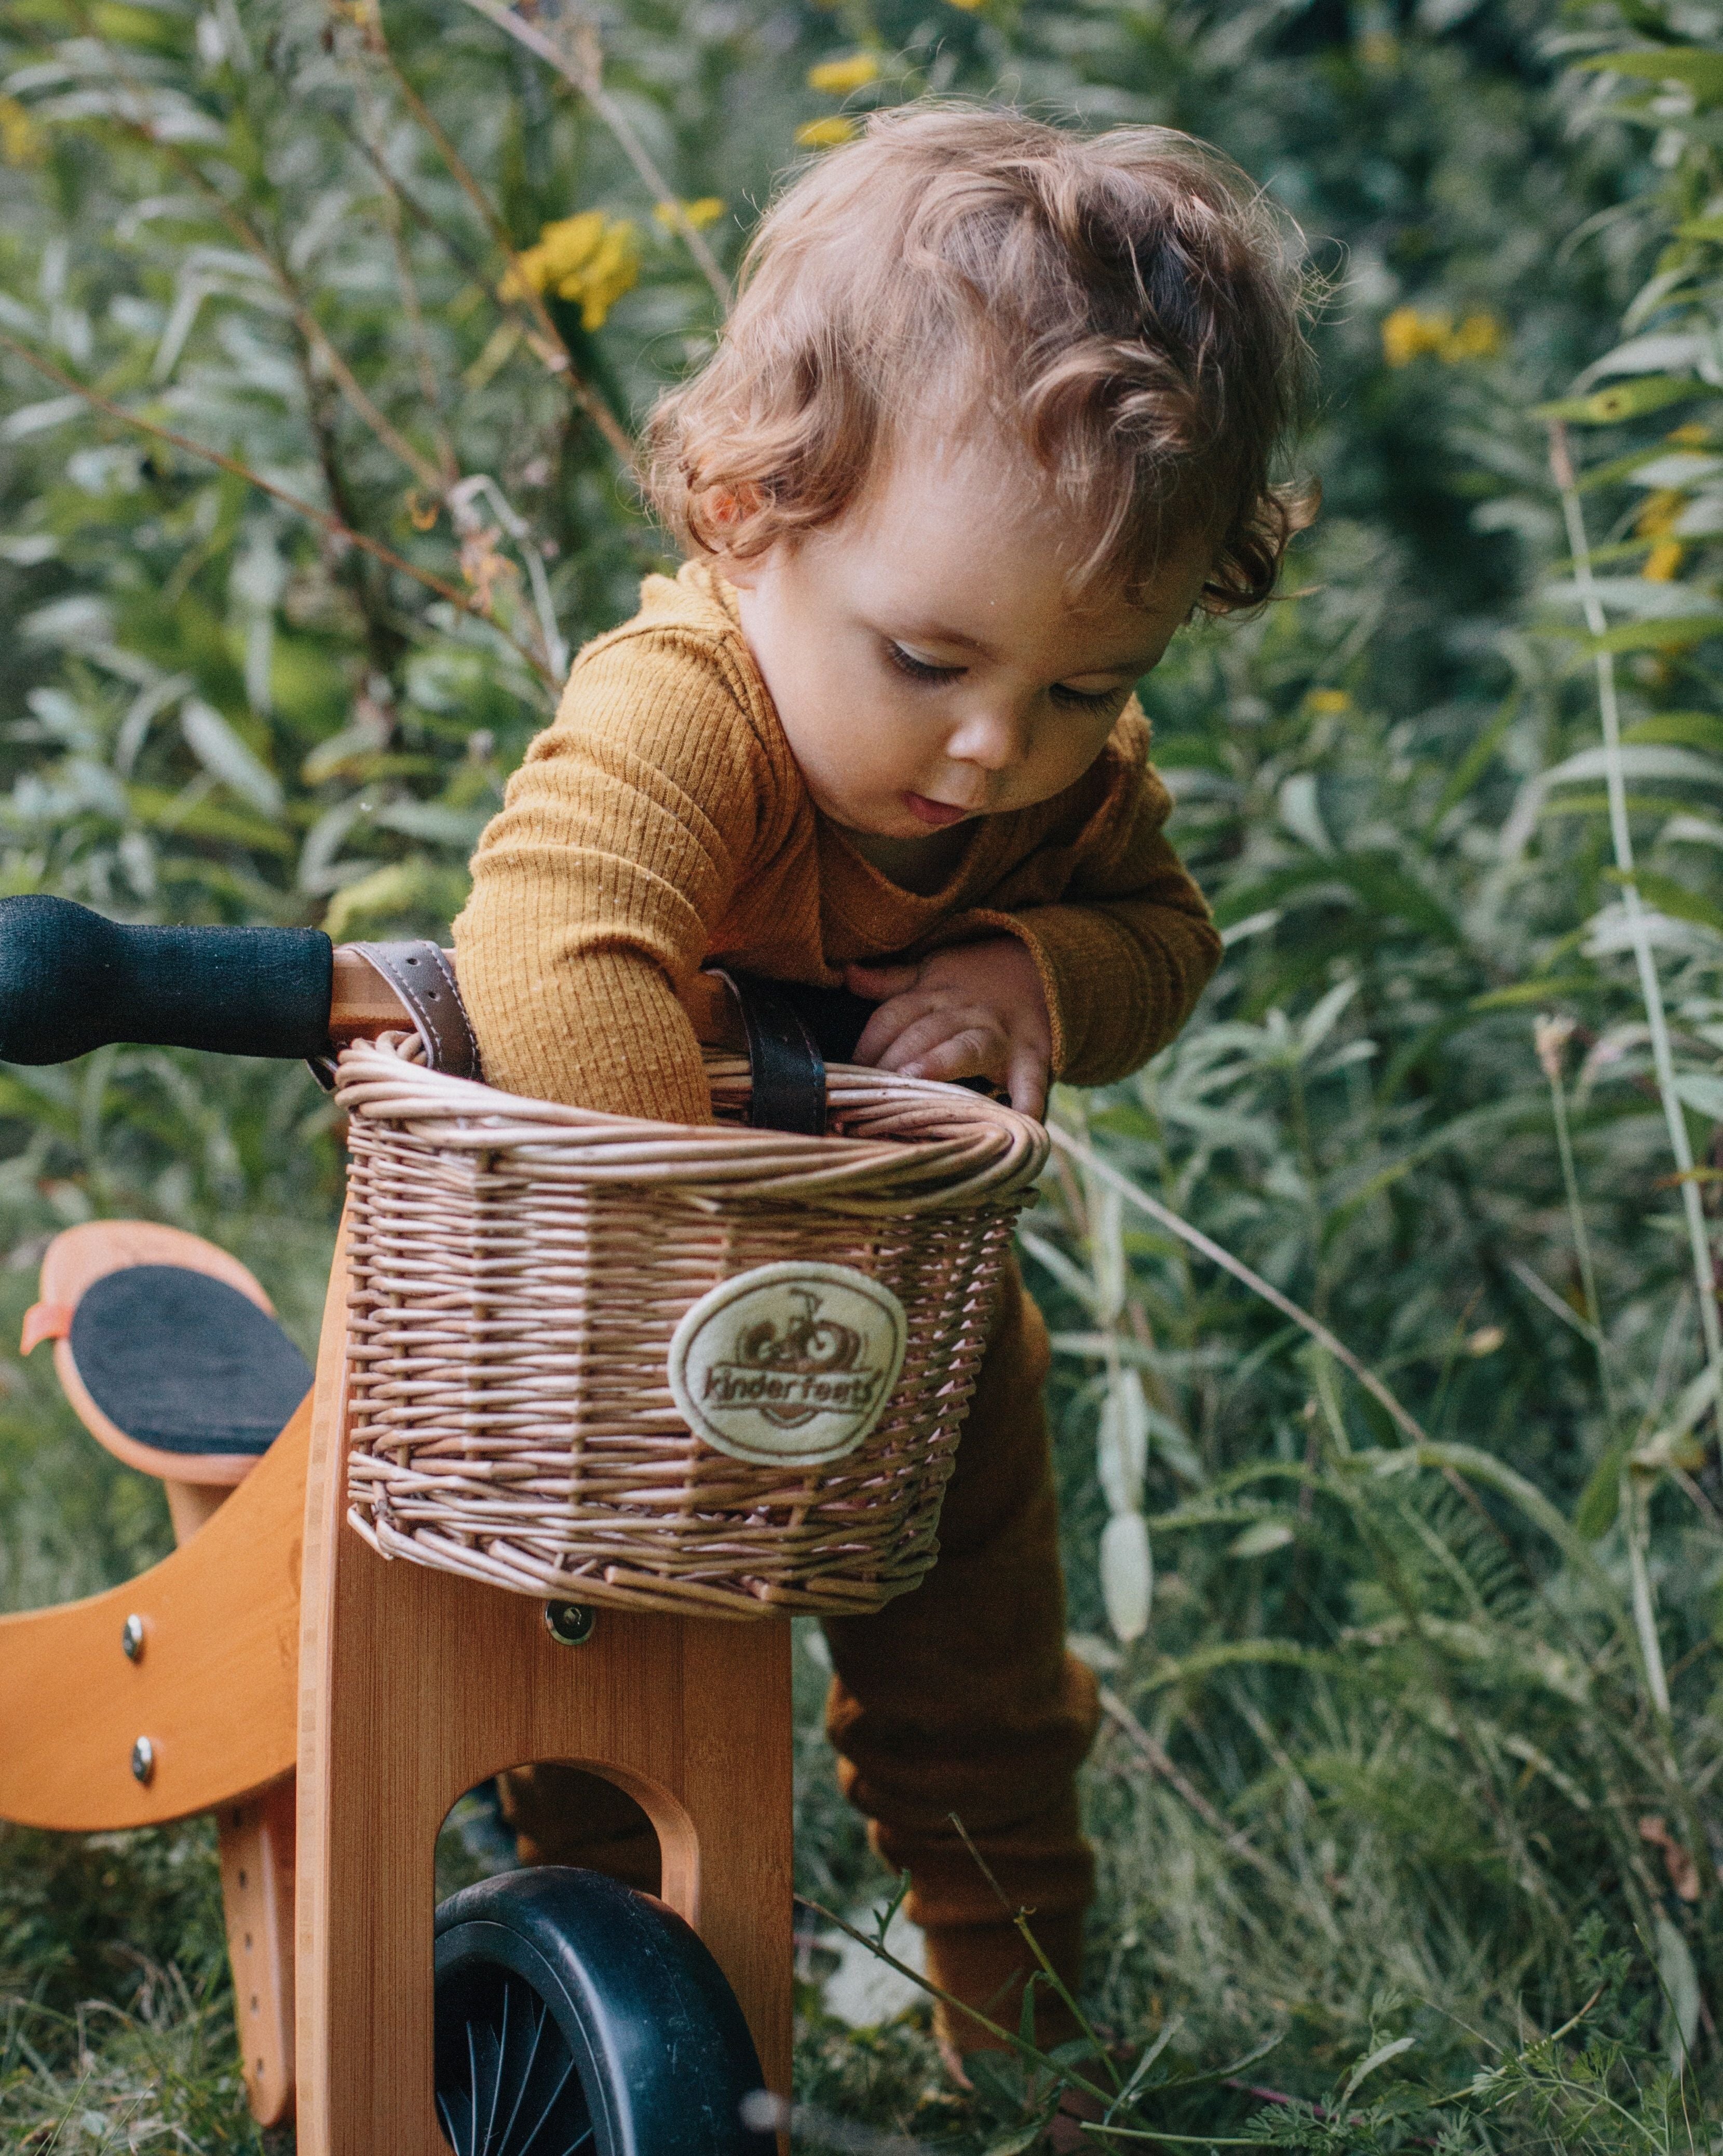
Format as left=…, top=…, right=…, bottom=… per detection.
left=643, top=103, right=1314, bottom=613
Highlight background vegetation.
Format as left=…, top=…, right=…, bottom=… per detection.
left=4, top=0, right=1723, bottom=2148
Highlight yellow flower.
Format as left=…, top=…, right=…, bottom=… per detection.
left=1306, top=688, right=1352, bottom=716
left=0, top=97, right=44, bottom=167
left=1380, top=305, right=1504, bottom=367
left=1381, top=306, right=1450, bottom=367
left=498, top=211, right=641, bottom=331
left=1645, top=539, right=1685, bottom=582
left=1638, top=488, right=1685, bottom=537
left=1443, top=311, right=1504, bottom=361
left=1668, top=422, right=1711, bottom=446
left=652, top=197, right=726, bottom=231
left=796, top=115, right=859, bottom=148
left=807, top=52, right=880, bottom=94
left=946, top=0, right=986, bottom=9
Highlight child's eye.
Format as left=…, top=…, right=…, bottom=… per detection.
left=886, top=641, right=965, bottom=687
left=1050, top=680, right=1129, bottom=711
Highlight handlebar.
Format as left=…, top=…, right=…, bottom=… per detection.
left=0, top=896, right=334, bottom=1065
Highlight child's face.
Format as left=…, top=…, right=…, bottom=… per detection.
left=724, top=435, right=1209, bottom=846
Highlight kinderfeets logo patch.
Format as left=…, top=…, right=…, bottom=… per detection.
left=667, top=1261, right=907, bottom=1466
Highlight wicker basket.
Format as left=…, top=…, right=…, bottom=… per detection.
left=335, top=1032, right=1048, bottom=1618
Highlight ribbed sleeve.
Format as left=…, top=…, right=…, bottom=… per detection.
left=987, top=854, right=1222, bottom=1084
left=454, top=620, right=771, bottom=1122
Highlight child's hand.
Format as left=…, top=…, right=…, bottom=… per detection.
left=844, top=937, right=1052, bottom=1118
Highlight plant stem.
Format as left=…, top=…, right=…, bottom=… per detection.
left=1544, top=1040, right=1619, bottom=1429
left=1624, top=1470, right=1673, bottom=1718
left=0, top=332, right=554, bottom=686
left=1548, top=423, right=1723, bottom=1429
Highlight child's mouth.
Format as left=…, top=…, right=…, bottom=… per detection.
left=903, top=793, right=969, bottom=828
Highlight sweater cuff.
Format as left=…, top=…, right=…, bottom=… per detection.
left=953, top=904, right=1144, bottom=1084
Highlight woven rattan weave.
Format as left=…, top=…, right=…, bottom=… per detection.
left=336, top=1033, right=1048, bottom=1618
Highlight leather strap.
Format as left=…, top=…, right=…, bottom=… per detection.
left=707, top=969, right=827, bottom=1136
left=349, top=941, right=481, bottom=1080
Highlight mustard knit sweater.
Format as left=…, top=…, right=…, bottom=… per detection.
left=454, top=563, right=1222, bottom=1124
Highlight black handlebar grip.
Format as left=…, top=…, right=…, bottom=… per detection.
left=0, top=896, right=334, bottom=1065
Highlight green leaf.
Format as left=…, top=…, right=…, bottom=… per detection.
left=1602, top=868, right=1723, bottom=934
left=1578, top=1440, right=1630, bottom=1544
left=1469, top=976, right=1595, bottom=1010
left=1534, top=376, right=1702, bottom=425
left=1579, top=46, right=1723, bottom=101
left=1228, top=1519, right=1296, bottom=1558
left=982, top=2125, right=1053, bottom=2156
left=965, top=2051, right=1028, bottom=2112
left=1579, top=615, right=1723, bottom=654
left=1621, top=711, right=1723, bottom=753
left=1425, top=693, right=1517, bottom=831
left=1339, top=2033, right=1416, bottom=2105
left=1141, top=1640, right=1337, bottom=1694
left=127, top=785, right=295, bottom=855
left=1672, top=1072, right=1723, bottom=1118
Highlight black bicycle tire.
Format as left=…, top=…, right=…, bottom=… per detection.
left=433, top=1865, right=775, bottom=2156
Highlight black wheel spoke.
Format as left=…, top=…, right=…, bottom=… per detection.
left=438, top=1968, right=590, bottom=2156
left=491, top=1998, right=548, bottom=2154
left=481, top=1980, right=508, bottom=2154
left=514, top=2052, right=578, bottom=2156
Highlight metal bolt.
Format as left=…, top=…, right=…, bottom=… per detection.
left=130, top=1736, right=155, bottom=1785
left=542, top=1601, right=596, bottom=1648
left=121, top=1614, right=145, bottom=1662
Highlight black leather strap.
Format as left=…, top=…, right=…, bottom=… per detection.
left=708, top=969, right=827, bottom=1136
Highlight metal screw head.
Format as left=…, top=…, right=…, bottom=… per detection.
left=120, top=1614, right=145, bottom=1663
left=542, top=1600, right=596, bottom=1648
left=130, top=1737, right=155, bottom=1786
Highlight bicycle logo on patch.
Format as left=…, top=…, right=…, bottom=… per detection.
left=668, top=1261, right=907, bottom=1466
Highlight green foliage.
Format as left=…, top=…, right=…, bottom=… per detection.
left=4, top=0, right=1723, bottom=2150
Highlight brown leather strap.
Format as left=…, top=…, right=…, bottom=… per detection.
left=706, top=968, right=827, bottom=1136
left=348, top=941, right=480, bottom=1080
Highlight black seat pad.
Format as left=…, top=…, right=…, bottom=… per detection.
left=69, top=1264, right=312, bottom=1456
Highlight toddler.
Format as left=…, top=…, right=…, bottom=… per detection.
left=455, top=102, right=1309, bottom=2066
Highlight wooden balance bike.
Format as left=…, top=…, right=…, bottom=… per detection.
left=0, top=896, right=821, bottom=2156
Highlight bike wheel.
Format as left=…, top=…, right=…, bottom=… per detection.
left=433, top=1866, right=775, bottom=2156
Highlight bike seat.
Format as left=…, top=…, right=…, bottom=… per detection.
left=22, top=1222, right=312, bottom=1487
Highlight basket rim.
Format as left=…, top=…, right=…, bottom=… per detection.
left=334, top=1033, right=1048, bottom=1210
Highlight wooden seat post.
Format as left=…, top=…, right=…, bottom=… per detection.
left=293, top=1213, right=794, bottom=2156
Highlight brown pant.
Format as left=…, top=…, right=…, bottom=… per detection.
left=500, top=1264, right=1100, bottom=2054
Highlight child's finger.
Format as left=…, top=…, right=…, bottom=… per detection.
left=871, top=1008, right=988, bottom=1071
left=1007, top=1040, right=1049, bottom=1119
left=851, top=987, right=955, bottom=1064
left=899, top=1025, right=1001, bottom=1086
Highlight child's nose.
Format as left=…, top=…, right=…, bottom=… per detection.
left=947, top=705, right=1030, bottom=772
